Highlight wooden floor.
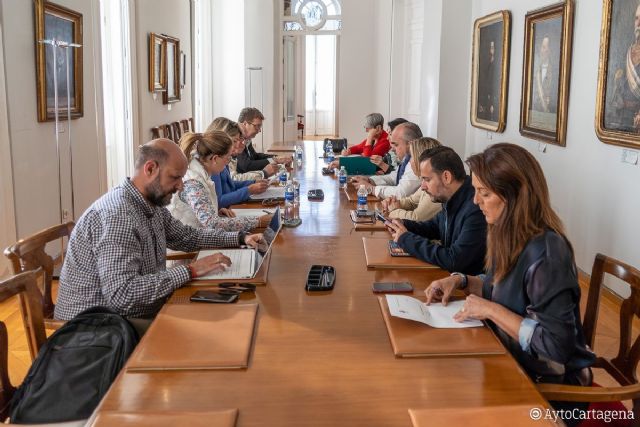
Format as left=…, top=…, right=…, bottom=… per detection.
left=1, top=274, right=635, bottom=407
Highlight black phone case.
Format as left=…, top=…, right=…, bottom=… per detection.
left=306, top=265, right=335, bottom=291
left=190, top=291, right=239, bottom=303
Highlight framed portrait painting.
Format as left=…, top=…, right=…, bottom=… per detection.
left=148, top=33, right=166, bottom=92
left=162, top=35, right=181, bottom=104
left=520, top=0, right=574, bottom=146
left=595, top=0, right=640, bottom=149
left=470, top=10, right=511, bottom=133
left=35, top=0, right=83, bottom=122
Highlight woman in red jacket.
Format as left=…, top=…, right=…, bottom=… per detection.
left=342, top=113, right=390, bottom=157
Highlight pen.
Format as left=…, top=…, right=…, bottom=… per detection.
left=263, top=209, right=273, bottom=214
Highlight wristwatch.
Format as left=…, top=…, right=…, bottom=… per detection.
left=238, top=231, right=247, bottom=246
left=450, top=272, right=468, bottom=290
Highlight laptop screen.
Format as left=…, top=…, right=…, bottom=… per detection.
left=257, top=206, right=281, bottom=256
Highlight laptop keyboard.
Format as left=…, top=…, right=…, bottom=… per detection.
left=197, top=249, right=255, bottom=279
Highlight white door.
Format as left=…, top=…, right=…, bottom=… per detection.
left=305, top=34, right=337, bottom=136
left=282, top=36, right=298, bottom=142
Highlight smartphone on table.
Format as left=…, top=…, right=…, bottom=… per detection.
left=372, top=282, right=414, bottom=293
left=190, top=290, right=239, bottom=304
left=388, top=240, right=410, bottom=257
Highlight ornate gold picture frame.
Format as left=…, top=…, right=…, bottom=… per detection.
left=148, top=33, right=166, bottom=92
left=162, top=35, right=181, bottom=104
left=35, top=0, right=84, bottom=122
left=595, top=0, right=640, bottom=149
left=470, top=10, right=511, bottom=133
left=519, top=0, right=574, bottom=146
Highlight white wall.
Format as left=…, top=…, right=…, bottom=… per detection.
left=244, top=0, right=276, bottom=150
left=133, top=0, right=192, bottom=143
left=466, top=0, right=640, bottom=297
left=210, top=0, right=245, bottom=127
left=0, top=0, right=105, bottom=250
left=338, top=0, right=391, bottom=145
left=436, top=0, right=472, bottom=155
left=0, top=15, right=16, bottom=278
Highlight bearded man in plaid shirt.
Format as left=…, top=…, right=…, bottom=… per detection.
left=55, top=139, right=264, bottom=322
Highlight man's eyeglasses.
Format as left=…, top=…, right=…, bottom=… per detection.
left=247, top=122, right=263, bottom=130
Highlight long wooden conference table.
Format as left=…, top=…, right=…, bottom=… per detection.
left=90, top=141, right=553, bottom=426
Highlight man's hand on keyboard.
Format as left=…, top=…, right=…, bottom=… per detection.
left=244, top=233, right=266, bottom=251
left=190, top=252, right=232, bottom=276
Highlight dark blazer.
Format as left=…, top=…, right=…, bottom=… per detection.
left=236, top=140, right=273, bottom=173
left=397, top=176, right=487, bottom=275
left=483, top=230, right=595, bottom=385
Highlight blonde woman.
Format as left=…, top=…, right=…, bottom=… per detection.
left=168, top=131, right=271, bottom=232
left=206, top=117, right=278, bottom=180
left=381, top=137, right=442, bottom=221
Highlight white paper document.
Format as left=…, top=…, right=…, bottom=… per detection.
left=232, top=209, right=269, bottom=218
left=249, top=186, right=285, bottom=200
left=385, top=295, right=483, bottom=328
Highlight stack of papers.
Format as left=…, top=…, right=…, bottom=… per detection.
left=385, top=295, right=482, bottom=328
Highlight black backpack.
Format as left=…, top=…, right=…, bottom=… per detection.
left=10, top=306, right=139, bottom=423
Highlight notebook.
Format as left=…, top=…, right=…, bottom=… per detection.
left=362, top=237, right=439, bottom=270
left=248, top=186, right=285, bottom=200
left=90, top=409, right=239, bottom=427
left=126, top=303, right=258, bottom=371
left=408, top=406, right=560, bottom=426
left=378, top=295, right=505, bottom=358
left=339, top=156, right=377, bottom=176
left=195, top=206, right=281, bottom=280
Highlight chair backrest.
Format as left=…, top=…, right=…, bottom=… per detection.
left=583, top=253, right=640, bottom=385
left=0, top=270, right=46, bottom=420
left=171, top=122, right=182, bottom=142
left=180, top=118, right=192, bottom=134
left=4, top=222, right=75, bottom=325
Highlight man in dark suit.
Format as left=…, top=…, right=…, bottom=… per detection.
left=236, top=108, right=291, bottom=175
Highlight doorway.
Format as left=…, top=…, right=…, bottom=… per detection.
left=305, top=34, right=337, bottom=137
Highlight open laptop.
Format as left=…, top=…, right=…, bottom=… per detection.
left=339, top=156, right=377, bottom=176
left=194, top=206, right=282, bottom=280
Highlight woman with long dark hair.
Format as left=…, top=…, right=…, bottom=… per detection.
left=425, top=143, right=594, bottom=425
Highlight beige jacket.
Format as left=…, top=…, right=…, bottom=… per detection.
left=388, top=188, right=441, bottom=221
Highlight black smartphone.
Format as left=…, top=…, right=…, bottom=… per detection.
left=374, top=210, right=389, bottom=223
left=308, top=189, right=325, bottom=200
left=321, top=167, right=334, bottom=175
left=190, top=290, right=239, bottom=304
left=372, top=282, right=413, bottom=293
left=388, top=240, right=410, bottom=257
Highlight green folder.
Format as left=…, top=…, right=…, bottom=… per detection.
left=339, top=156, right=377, bottom=176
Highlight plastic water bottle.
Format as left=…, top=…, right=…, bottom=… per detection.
left=338, top=166, right=347, bottom=189
left=324, top=139, right=333, bottom=163
left=326, top=140, right=334, bottom=163
left=284, top=180, right=296, bottom=223
left=278, top=164, right=288, bottom=187
left=357, top=184, right=368, bottom=212
left=293, top=178, right=300, bottom=205
left=295, top=145, right=303, bottom=162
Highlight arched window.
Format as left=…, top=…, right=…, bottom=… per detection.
left=282, top=0, right=342, bottom=33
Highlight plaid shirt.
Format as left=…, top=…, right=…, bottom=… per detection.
left=55, top=179, right=240, bottom=320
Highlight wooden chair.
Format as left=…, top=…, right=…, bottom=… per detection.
left=171, top=122, right=183, bottom=142
left=537, top=253, right=640, bottom=425
left=4, top=222, right=74, bottom=330
left=0, top=270, right=47, bottom=420
left=180, top=118, right=192, bottom=134
left=150, top=124, right=174, bottom=142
